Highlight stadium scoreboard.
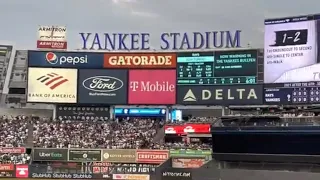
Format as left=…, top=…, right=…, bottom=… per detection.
left=264, top=82, right=320, bottom=104
left=177, top=50, right=258, bottom=85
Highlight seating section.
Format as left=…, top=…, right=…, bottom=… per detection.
left=0, top=115, right=28, bottom=147
left=33, top=118, right=162, bottom=149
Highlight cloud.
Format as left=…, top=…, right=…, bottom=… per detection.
left=0, top=0, right=318, bottom=50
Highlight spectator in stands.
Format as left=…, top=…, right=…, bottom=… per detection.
left=33, top=118, right=161, bottom=149
left=0, top=153, right=30, bottom=164
left=0, top=115, right=28, bottom=147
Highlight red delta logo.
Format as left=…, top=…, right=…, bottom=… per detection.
left=36, top=72, right=68, bottom=90
left=45, top=52, right=59, bottom=64
left=15, top=165, right=29, bottom=178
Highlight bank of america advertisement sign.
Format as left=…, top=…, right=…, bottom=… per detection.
left=28, top=51, right=104, bottom=68
left=78, top=69, right=128, bottom=104
left=27, top=67, right=78, bottom=103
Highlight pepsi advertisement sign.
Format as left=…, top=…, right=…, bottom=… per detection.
left=28, top=51, right=104, bottom=68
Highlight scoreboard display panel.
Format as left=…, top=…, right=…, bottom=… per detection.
left=177, top=50, right=258, bottom=85
left=264, top=14, right=320, bottom=83
left=264, top=82, right=320, bottom=104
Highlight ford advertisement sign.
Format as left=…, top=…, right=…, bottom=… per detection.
left=28, top=51, right=104, bottom=68
left=78, top=69, right=128, bottom=104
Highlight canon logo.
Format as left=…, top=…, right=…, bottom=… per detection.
left=130, top=81, right=175, bottom=92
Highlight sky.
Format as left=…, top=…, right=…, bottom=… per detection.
left=0, top=0, right=319, bottom=50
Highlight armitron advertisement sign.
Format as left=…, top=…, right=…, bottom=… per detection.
left=136, top=150, right=169, bottom=164
left=37, top=25, right=67, bottom=50
left=103, top=53, right=176, bottom=68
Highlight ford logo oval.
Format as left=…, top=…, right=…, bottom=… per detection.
left=82, top=76, right=123, bottom=92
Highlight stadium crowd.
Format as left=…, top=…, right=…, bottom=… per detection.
left=0, top=115, right=218, bottom=163
left=0, top=115, right=28, bottom=147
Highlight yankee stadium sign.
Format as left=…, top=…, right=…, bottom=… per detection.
left=79, top=31, right=242, bottom=51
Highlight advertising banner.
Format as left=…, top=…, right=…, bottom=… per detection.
left=112, top=174, right=150, bottom=180
left=161, top=168, right=192, bottom=180
left=15, top=165, right=28, bottom=178
left=27, top=67, right=78, bottom=103
left=128, top=70, right=176, bottom=104
left=264, top=15, right=319, bottom=83
left=102, top=149, right=136, bottom=163
left=0, top=147, right=25, bottom=154
left=28, top=51, right=104, bottom=68
left=78, top=69, right=128, bottom=104
left=92, top=162, right=156, bottom=174
left=37, top=25, right=67, bottom=50
left=104, top=53, right=176, bottom=68
left=169, top=149, right=211, bottom=158
left=136, top=150, right=169, bottom=164
left=164, top=124, right=210, bottom=135
left=114, top=108, right=166, bottom=117
left=30, top=173, right=96, bottom=179
left=0, top=164, right=14, bottom=178
left=177, top=84, right=263, bottom=105
left=56, top=105, right=110, bottom=121
left=172, top=158, right=205, bottom=168
left=68, top=149, right=102, bottom=162
left=33, top=148, right=68, bottom=161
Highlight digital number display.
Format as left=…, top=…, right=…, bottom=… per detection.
left=177, top=50, right=257, bottom=85
left=264, top=82, right=320, bottom=104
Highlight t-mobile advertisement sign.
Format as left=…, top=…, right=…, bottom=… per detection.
left=128, top=70, right=176, bottom=105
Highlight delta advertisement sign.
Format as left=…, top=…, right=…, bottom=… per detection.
left=164, top=124, right=211, bottom=135
left=28, top=51, right=177, bottom=69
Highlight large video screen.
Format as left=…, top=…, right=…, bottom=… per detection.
left=264, top=14, right=320, bottom=83
left=176, top=50, right=257, bottom=86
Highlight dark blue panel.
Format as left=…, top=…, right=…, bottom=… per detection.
left=78, top=69, right=128, bottom=104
